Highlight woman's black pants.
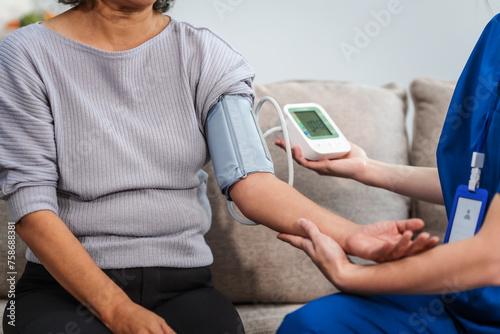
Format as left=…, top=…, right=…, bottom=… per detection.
left=3, top=262, right=244, bottom=334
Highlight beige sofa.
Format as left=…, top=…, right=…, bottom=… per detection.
left=0, top=77, right=455, bottom=334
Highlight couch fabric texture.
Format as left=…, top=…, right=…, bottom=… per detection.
left=410, top=77, right=456, bottom=240
left=0, top=78, right=454, bottom=334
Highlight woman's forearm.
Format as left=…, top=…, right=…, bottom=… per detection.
left=229, top=173, right=358, bottom=248
left=15, top=210, right=131, bottom=326
left=229, top=172, right=437, bottom=262
left=361, top=160, right=444, bottom=205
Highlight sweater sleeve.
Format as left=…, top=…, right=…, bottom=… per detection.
left=192, top=28, right=255, bottom=127
left=0, top=32, right=59, bottom=222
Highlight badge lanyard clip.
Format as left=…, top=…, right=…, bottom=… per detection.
left=468, top=103, right=495, bottom=192
left=468, top=152, right=485, bottom=192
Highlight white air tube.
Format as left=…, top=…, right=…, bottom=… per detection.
left=227, top=96, right=294, bottom=226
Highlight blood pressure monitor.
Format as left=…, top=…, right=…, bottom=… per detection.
left=283, top=103, right=351, bottom=160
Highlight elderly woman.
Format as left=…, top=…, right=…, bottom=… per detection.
left=0, top=1, right=437, bottom=333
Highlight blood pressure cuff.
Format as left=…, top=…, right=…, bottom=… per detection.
left=205, top=95, right=274, bottom=199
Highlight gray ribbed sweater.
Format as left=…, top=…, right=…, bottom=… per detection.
left=0, top=19, right=254, bottom=269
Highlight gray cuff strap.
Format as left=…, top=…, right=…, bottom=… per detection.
left=206, top=95, right=274, bottom=199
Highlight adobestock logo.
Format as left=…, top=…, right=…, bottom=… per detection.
left=213, top=0, right=245, bottom=21
left=340, top=0, right=404, bottom=63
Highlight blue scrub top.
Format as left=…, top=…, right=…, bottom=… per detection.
left=436, top=14, right=500, bottom=331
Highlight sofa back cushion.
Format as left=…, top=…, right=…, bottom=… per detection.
left=205, top=80, right=412, bottom=303
left=409, top=77, right=456, bottom=240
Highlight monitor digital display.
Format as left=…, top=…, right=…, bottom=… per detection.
left=294, top=110, right=336, bottom=137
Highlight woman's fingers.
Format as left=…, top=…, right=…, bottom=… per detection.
left=406, top=233, right=440, bottom=256
left=385, top=230, right=414, bottom=260
left=389, top=231, right=440, bottom=261
left=396, top=218, right=425, bottom=233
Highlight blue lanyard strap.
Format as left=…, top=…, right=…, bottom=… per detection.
left=476, top=87, right=499, bottom=154
left=469, top=88, right=498, bottom=192
left=476, top=108, right=495, bottom=154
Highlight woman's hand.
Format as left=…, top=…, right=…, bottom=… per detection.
left=343, top=218, right=439, bottom=262
left=277, top=219, right=352, bottom=287
left=274, top=140, right=368, bottom=180
left=104, top=301, right=176, bottom=334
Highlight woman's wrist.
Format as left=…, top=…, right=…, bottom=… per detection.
left=93, top=285, right=133, bottom=327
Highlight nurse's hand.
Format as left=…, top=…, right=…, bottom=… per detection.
left=277, top=219, right=351, bottom=287
left=274, top=139, right=368, bottom=180
left=343, top=218, right=439, bottom=262
left=277, top=219, right=439, bottom=291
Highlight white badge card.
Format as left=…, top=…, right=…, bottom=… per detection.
left=444, top=185, right=489, bottom=243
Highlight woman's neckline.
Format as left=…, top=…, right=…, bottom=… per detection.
left=36, top=15, right=174, bottom=56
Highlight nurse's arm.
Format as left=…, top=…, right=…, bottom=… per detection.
left=360, top=160, right=444, bottom=205
left=278, top=194, right=500, bottom=294
left=275, top=141, right=444, bottom=205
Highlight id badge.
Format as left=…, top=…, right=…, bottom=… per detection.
left=444, top=185, right=489, bottom=243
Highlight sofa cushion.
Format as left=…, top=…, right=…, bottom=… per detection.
left=236, top=304, right=302, bottom=334
left=205, top=80, right=412, bottom=303
left=409, top=77, right=456, bottom=240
